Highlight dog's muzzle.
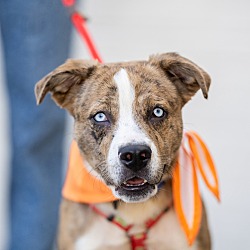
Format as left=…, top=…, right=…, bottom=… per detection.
left=115, top=144, right=157, bottom=202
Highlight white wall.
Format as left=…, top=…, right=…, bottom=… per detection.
left=1, top=0, right=250, bottom=249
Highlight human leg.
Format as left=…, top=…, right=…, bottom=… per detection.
left=0, top=0, right=72, bottom=249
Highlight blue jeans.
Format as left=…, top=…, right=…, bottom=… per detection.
left=0, top=1, right=72, bottom=249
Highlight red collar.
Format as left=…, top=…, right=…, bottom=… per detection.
left=90, top=203, right=171, bottom=250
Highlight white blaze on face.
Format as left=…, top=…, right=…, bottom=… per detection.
left=107, top=68, right=159, bottom=184
left=114, top=68, right=135, bottom=130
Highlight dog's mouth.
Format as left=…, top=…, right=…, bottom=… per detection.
left=121, top=177, right=151, bottom=191
left=113, top=176, right=157, bottom=202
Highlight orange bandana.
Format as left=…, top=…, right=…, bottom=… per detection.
left=62, top=131, right=220, bottom=245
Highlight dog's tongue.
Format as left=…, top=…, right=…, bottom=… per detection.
left=126, top=177, right=145, bottom=185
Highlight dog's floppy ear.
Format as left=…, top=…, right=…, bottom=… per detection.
left=149, top=53, right=211, bottom=105
left=35, top=59, right=98, bottom=114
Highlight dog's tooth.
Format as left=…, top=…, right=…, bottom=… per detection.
left=123, top=179, right=148, bottom=187
left=123, top=181, right=132, bottom=186
left=138, top=180, right=147, bottom=186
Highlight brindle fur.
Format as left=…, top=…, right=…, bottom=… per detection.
left=35, top=53, right=211, bottom=250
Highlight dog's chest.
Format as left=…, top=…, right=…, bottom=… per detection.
left=74, top=208, right=198, bottom=250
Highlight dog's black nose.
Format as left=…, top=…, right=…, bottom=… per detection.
left=119, top=145, right=152, bottom=172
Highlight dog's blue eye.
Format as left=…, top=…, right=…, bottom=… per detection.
left=93, top=112, right=108, bottom=122
left=153, top=107, right=165, bottom=118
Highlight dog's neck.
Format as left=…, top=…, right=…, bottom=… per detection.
left=95, top=180, right=173, bottom=226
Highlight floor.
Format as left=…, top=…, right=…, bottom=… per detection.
left=1, top=0, right=250, bottom=249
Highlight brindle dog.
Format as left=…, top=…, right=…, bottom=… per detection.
left=35, top=53, right=211, bottom=250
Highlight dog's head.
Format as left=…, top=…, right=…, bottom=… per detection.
left=35, top=53, right=210, bottom=203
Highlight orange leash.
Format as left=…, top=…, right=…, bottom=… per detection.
left=62, top=0, right=103, bottom=62
left=173, top=131, right=220, bottom=244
